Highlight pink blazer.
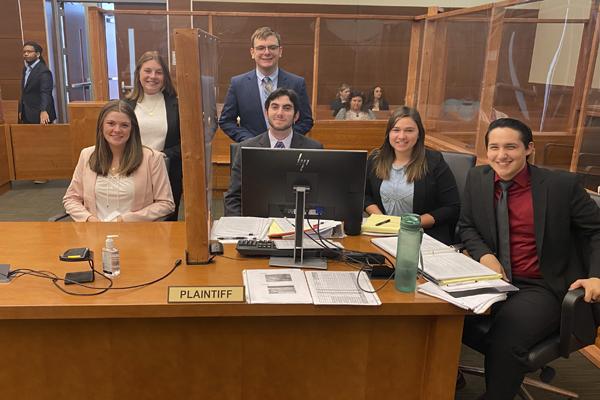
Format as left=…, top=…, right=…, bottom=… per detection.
left=63, top=146, right=175, bottom=222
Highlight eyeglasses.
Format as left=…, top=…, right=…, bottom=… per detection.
left=253, top=45, right=280, bottom=52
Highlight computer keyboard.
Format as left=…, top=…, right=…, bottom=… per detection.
left=236, top=239, right=330, bottom=258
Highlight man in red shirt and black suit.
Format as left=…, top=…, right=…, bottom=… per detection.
left=458, top=117, right=600, bottom=400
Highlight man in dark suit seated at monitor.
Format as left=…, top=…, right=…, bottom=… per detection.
left=224, top=88, right=322, bottom=216
left=218, top=26, right=313, bottom=142
left=458, top=117, right=600, bottom=400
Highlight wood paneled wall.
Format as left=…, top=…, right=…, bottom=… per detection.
left=0, top=0, right=48, bottom=101
left=114, top=2, right=167, bottom=99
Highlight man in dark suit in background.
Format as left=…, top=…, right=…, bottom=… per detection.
left=458, top=118, right=600, bottom=400
left=224, top=88, right=322, bottom=216
left=218, top=27, right=313, bottom=143
left=19, top=41, right=56, bottom=124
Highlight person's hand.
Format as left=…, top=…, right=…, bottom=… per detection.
left=479, top=253, right=507, bottom=280
left=40, top=111, right=50, bottom=124
left=87, top=215, right=99, bottom=222
left=569, top=277, right=600, bottom=303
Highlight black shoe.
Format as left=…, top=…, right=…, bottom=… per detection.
left=456, top=370, right=466, bottom=390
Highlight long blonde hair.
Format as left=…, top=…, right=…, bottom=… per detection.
left=89, top=100, right=143, bottom=177
left=372, top=106, right=428, bottom=182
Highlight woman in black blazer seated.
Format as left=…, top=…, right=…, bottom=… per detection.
left=364, top=106, right=460, bottom=244
left=126, top=51, right=181, bottom=221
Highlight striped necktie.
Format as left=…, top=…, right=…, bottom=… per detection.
left=274, top=141, right=285, bottom=149
left=263, top=77, right=274, bottom=96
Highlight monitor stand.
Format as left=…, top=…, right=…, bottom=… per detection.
left=269, top=185, right=327, bottom=270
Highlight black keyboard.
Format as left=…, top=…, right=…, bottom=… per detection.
left=236, top=239, right=326, bottom=258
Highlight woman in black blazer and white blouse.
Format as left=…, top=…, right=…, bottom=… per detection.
left=126, top=51, right=181, bottom=221
left=364, top=106, right=460, bottom=244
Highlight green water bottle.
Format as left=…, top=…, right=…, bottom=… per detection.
left=395, top=213, right=423, bottom=292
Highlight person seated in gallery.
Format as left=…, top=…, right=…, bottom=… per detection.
left=330, top=83, right=351, bottom=116
left=63, top=100, right=175, bottom=222
left=364, top=106, right=460, bottom=244
left=365, top=85, right=390, bottom=111
left=335, top=91, right=376, bottom=121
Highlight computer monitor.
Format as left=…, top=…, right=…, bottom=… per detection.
left=241, top=147, right=367, bottom=235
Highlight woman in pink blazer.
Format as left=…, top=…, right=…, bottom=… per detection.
left=63, top=100, right=175, bottom=222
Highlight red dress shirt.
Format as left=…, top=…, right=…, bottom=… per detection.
left=494, top=166, right=542, bottom=279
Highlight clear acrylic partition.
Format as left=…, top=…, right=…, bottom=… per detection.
left=578, top=3, right=600, bottom=191
left=211, top=16, right=315, bottom=114
left=111, top=13, right=169, bottom=98
left=420, top=8, right=492, bottom=149
left=198, top=30, right=219, bottom=208
left=499, top=1, right=590, bottom=172
left=318, top=18, right=412, bottom=120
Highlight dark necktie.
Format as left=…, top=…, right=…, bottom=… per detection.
left=496, top=180, right=513, bottom=280
left=274, top=141, right=285, bottom=149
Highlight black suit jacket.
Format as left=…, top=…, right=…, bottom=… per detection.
left=218, top=69, right=314, bottom=142
left=364, top=149, right=460, bottom=244
left=224, top=132, right=323, bottom=216
left=458, top=164, right=600, bottom=297
left=19, top=62, right=56, bottom=123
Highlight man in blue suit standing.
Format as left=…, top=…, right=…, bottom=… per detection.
left=218, top=27, right=313, bottom=142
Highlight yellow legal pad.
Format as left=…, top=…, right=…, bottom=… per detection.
left=361, top=214, right=401, bottom=235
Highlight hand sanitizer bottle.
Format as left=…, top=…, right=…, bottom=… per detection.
left=102, top=235, right=120, bottom=277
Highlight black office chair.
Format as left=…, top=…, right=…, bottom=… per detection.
left=460, top=287, right=599, bottom=399
left=441, top=150, right=476, bottom=243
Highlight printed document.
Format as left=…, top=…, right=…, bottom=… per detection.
left=243, top=269, right=312, bottom=304
left=305, top=271, right=381, bottom=306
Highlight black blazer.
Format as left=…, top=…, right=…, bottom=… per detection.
left=366, top=99, right=390, bottom=111
left=458, top=164, right=600, bottom=297
left=126, top=93, right=182, bottom=219
left=19, top=61, right=56, bottom=123
left=364, top=149, right=460, bottom=244
left=224, top=132, right=323, bottom=216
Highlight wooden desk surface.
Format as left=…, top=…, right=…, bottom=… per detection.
left=0, top=222, right=464, bottom=400
left=0, top=222, right=463, bottom=319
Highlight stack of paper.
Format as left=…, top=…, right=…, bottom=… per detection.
left=211, top=217, right=271, bottom=243
left=361, top=214, right=400, bottom=235
left=371, top=234, right=514, bottom=313
left=371, top=235, right=502, bottom=285
left=418, top=281, right=510, bottom=314
left=269, top=218, right=343, bottom=239
left=243, top=269, right=380, bottom=306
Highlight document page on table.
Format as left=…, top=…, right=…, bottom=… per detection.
left=243, top=269, right=313, bottom=304
left=305, top=271, right=381, bottom=306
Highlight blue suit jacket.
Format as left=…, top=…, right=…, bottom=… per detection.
left=218, top=69, right=313, bottom=142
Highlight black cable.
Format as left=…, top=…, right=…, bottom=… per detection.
left=6, top=259, right=182, bottom=296
left=300, top=215, right=397, bottom=293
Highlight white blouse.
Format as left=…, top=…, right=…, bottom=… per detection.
left=95, top=174, right=135, bottom=222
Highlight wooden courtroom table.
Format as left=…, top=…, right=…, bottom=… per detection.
left=0, top=222, right=465, bottom=400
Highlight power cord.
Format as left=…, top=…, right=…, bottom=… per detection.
left=5, top=259, right=182, bottom=296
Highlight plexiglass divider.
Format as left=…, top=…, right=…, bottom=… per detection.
left=87, top=2, right=600, bottom=190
